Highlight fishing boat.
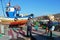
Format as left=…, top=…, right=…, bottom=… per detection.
left=0, top=0, right=34, bottom=26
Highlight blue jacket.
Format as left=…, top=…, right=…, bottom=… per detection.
left=47, top=21, right=53, bottom=28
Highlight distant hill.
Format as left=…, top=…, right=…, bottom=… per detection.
left=34, top=13, right=60, bottom=20
left=53, top=13, right=60, bottom=20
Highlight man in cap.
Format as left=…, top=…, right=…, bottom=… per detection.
left=27, top=17, right=33, bottom=37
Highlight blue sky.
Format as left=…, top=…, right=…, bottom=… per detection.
left=0, top=0, right=60, bottom=17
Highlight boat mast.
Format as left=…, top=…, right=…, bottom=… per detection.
left=0, top=0, right=5, bottom=17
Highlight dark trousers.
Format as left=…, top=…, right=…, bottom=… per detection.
left=27, top=26, right=32, bottom=37
left=27, top=30, right=32, bottom=37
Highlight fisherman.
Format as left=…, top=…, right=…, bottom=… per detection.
left=27, top=17, right=33, bottom=37
left=47, top=19, right=53, bottom=37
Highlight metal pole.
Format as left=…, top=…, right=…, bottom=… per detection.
left=1, top=0, right=5, bottom=17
